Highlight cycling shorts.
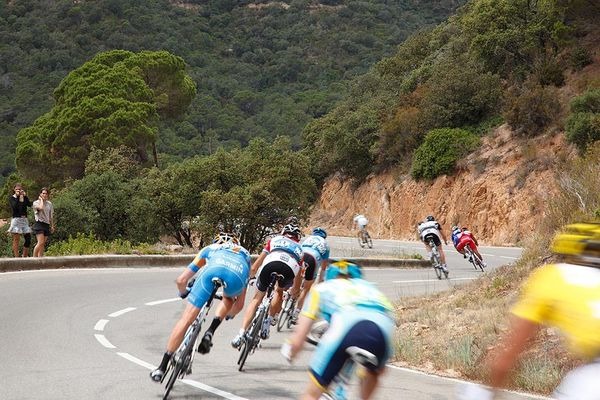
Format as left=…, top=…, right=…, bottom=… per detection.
left=553, top=359, right=600, bottom=400
left=456, top=236, right=477, bottom=253
left=302, top=253, right=318, bottom=281
left=256, top=252, right=298, bottom=291
left=188, top=263, right=248, bottom=309
left=309, top=308, right=395, bottom=389
left=423, top=232, right=441, bottom=247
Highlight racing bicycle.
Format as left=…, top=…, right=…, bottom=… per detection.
left=464, top=244, right=485, bottom=272
left=277, top=289, right=297, bottom=332
left=357, top=229, right=373, bottom=249
left=320, top=346, right=379, bottom=400
left=428, top=238, right=448, bottom=279
left=160, top=277, right=223, bottom=400
left=237, top=272, right=284, bottom=371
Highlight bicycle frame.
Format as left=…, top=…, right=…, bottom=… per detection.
left=162, top=277, right=224, bottom=400
left=320, top=346, right=379, bottom=400
left=237, top=272, right=283, bottom=371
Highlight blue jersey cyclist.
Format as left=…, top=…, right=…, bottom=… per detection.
left=282, top=260, right=396, bottom=400
left=232, top=223, right=304, bottom=347
left=150, top=232, right=251, bottom=382
left=287, top=227, right=330, bottom=325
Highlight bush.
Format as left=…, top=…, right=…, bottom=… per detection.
left=565, top=113, right=600, bottom=152
left=569, top=89, right=600, bottom=114
left=411, top=128, right=480, bottom=180
left=503, top=82, right=561, bottom=137
left=45, top=232, right=156, bottom=255
left=569, top=47, right=593, bottom=71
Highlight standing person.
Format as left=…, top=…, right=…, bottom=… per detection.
left=150, top=232, right=251, bottom=382
left=417, top=215, right=449, bottom=274
left=458, top=222, right=600, bottom=400
left=7, top=183, right=33, bottom=257
left=32, top=187, right=54, bottom=257
left=281, top=260, right=396, bottom=400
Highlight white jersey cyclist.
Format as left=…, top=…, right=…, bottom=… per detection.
left=353, top=214, right=368, bottom=230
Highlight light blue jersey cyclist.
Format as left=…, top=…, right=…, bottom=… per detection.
left=282, top=260, right=396, bottom=400
left=301, top=230, right=331, bottom=281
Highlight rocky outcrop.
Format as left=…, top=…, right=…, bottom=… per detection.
left=310, top=126, right=574, bottom=246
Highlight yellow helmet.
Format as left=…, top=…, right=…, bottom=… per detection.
left=550, top=222, right=600, bottom=258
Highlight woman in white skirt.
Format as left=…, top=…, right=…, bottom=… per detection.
left=7, top=183, right=33, bottom=257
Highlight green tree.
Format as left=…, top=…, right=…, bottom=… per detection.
left=15, top=50, right=195, bottom=187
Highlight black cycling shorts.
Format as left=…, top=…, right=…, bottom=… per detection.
left=302, top=254, right=318, bottom=281
left=256, top=261, right=295, bottom=291
left=424, top=233, right=441, bottom=247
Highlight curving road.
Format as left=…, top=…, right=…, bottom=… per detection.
left=0, top=237, right=547, bottom=400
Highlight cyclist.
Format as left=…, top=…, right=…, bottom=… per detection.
left=458, top=222, right=600, bottom=400
left=231, top=223, right=303, bottom=347
left=451, top=225, right=486, bottom=268
left=288, top=227, right=331, bottom=325
left=417, top=215, right=449, bottom=274
left=149, top=232, right=251, bottom=382
left=281, top=260, right=395, bottom=400
left=353, top=214, right=369, bottom=235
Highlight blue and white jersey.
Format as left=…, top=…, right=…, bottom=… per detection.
left=264, top=234, right=303, bottom=263
left=451, top=229, right=462, bottom=247
left=188, top=242, right=252, bottom=274
left=301, top=235, right=330, bottom=263
left=302, top=278, right=395, bottom=323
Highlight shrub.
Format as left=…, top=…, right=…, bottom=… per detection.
left=411, top=128, right=480, bottom=180
left=569, top=89, right=600, bottom=114
left=503, top=82, right=561, bottom=137
left=565, top=113, right=600, bottom=152
left=569, top=47, right=593, bottom=71
left=45, top=232, right=143, bottom=255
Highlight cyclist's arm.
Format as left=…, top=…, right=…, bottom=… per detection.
left=250, top=251, right=267, bottom=278
left=176, top=267, right=198, bottom=296
left=486, top=315, right=540, bottom=388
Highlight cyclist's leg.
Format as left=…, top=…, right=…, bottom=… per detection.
left=360, top=368, right=385, bottom=400
left=269, top=285, right=286, bottom=317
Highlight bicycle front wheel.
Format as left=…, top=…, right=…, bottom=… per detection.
left=163, top=359, right=184, bottom=400
left=277, top=295, right=291, bottom=332
left=365, top=232, right=373, bottom=249
left=238, top=309, right=264, bottom=371
left=357, top=232, right=365, bottom=248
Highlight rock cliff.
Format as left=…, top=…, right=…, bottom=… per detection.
left=309, top=125, right=574, bottom=246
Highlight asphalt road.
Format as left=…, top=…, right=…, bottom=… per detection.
left=0, top=237, right=547, bottom=400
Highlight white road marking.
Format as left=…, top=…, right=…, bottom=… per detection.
left=146, top=298, right=180, bottom=306
left=94, top=334, right=116, bottom=349
left=181, top=379, right=249, bottom=400
left=117, top=352, right=156, bottom=370
left=393, top=277, right=476, bottom=283
left=94, top=319, right=109, bottom=331
left=109, top=307, right=136, bottom=317
left=387, top=365, right=550, bottom=399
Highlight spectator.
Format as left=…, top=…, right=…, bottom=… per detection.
left=33, top=187, right=54, bottom=257
left=7, top=183, right=32, bottom=257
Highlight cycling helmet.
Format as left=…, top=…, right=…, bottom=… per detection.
left=281, top=223, right=301, bottom=240
left=550, top=222, right=600, bottom=259
left=324, top=260, right=363, bottom=281
left=451, top=225, right=459, bottom=231
left=213, top=232, right=239, bottom=245
left=426, top=215, right=435, bottom=222
left=312, top=227, right=327, bottom=239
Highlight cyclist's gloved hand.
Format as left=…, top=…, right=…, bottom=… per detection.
left=456, top=383, right=494, bottom=400
left=280, top=340, right=293, bottom=364
left=179, top=290, right=189, bottom=299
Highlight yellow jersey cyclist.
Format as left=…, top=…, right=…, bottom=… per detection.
left=459, top=222, right=600, bottom=400
left=281, top=260, right=396, bottom=400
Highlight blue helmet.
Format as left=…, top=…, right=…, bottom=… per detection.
left=312, top=227, right=327, bottom=239
left=324, top=260, right=363, bottom=281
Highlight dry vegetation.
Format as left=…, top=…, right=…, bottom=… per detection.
left=392, top=143, right=600, bottom=395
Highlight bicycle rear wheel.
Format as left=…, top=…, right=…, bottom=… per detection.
left=365, top=232, right=373, bottom=249
left=238, top=309, right=264, bottom=371
left=357, top=232, right=365, bottom=248
left=472, top=252, right=485, bottom=272
left=277, top=295, right=291, bottom=332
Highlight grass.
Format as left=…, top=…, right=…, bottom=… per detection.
left=45, top=232, right=166, bottom=255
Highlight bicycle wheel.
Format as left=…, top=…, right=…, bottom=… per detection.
left=277, top=294, right=291, bottom=332
left=306, top=319, right=329, bottom=346
left=472, top=252, right=485, bottom=272
left=163, top=323, right=200, bottom=399
left=357, top=232, right=365, bottom=248
left=162, top=359, right=183, bottom=400
left=238, top=309, right=264, bottom=371
left=365, top=232, right=373, bottom=249
left=285, top=298, right=297, bottom=329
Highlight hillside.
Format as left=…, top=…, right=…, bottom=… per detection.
left=310, top=125, right=572, bottom=245
left=0, top=0, right=466, bottom=184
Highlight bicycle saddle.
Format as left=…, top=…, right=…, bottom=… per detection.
left=346, top=346, right=378, bottom=369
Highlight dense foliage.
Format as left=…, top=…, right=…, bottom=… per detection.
left=411, top=128, right=479, bottom=180
left=0, top=0, right=465, bottom=185
left=15, top=50, right=196, bottom=187
left=565, top=89, right=600, bottom=152
left=303, top=0, right=600, bottom=181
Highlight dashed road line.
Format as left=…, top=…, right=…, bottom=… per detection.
left=181, top=379, right=249, bottom=400
left=393, top=277, right=476, bottom=283
left=94, top=319, right=109, bottom=331
left=94, top=334, right=116, bottom=349
left=146, top=298, right=180, bottom=306
left=108, top=307, right=136, bottom=317
left=117, top=352, right=156, bottom=369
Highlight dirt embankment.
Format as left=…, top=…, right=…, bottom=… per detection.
left=310, top=126, right=575, bottom=246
